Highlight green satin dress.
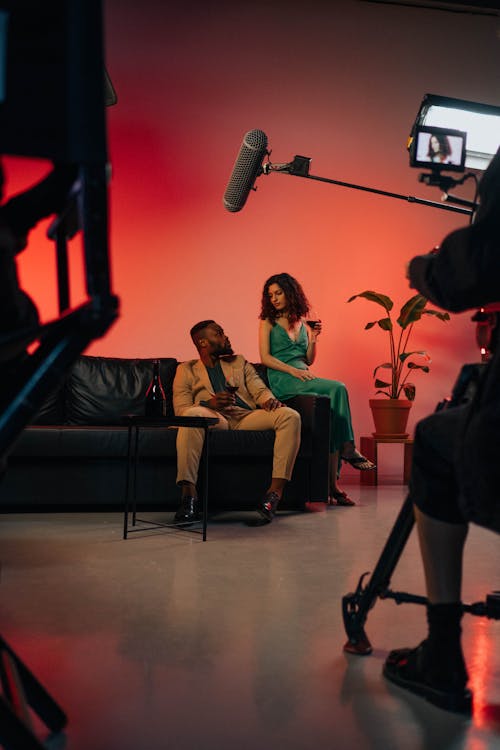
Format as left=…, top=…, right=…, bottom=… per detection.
left=267, top=322, right=354, bottom=452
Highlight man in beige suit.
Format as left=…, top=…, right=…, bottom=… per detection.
left=173, top=320, right=301, bottom=525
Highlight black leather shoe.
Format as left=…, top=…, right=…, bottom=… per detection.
left=383, top=640, right=472, bottom=715
left=174, top=496, right=200, bottom=524
left=256, top=491, right=280, bottom=523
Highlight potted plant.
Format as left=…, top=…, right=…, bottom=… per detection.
left=348, top=291, right=450, bottom=436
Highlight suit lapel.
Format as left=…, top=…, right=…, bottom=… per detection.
left=193, top=360, right=213, bottom=395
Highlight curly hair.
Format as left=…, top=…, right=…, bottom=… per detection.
left=259, top=273, right=310, bottom=324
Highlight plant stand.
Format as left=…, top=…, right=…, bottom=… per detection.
left=360, top=435, right=414, bottom=486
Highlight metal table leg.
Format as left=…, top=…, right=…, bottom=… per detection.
left=123, top=423, right=133, bottom=539
left=123, top=418, right=214, bottom=541
left=201, top=425, right=210, bottom=542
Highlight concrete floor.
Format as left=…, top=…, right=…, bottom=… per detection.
left=0, top=484, right=499, bottom=750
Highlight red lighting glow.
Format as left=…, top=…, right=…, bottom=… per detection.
left=468, top=619, right=496, bottom=727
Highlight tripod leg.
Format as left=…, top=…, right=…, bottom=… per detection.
left=0, top=637, right=67, bottom=733
left=342, top=494, right=415, bottom=654
left=0, top=696, right=49, bottom=750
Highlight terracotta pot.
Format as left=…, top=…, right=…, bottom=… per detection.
left=369, top=398, right=412, bottom=438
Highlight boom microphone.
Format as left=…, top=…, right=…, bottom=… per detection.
left=223, top=129, right=268, bottom=212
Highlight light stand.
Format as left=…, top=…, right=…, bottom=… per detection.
left=0, top=2, right=118, bottom=747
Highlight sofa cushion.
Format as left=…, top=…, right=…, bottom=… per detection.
left=33, top=383, right=66, bottom=425
left=65, top=356, right=178, bottom=424
left=14, top=425, right=275, bottom=459
left=11, top=426, right=132, bottom=458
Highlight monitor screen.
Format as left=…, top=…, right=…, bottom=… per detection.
left=410, top=125, right=466, bottom=173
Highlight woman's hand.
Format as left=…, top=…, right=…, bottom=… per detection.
left=289, top=367, right=316, bottom=381
left=309, top=320, right=322, bottom=338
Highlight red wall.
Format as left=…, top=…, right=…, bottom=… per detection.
left=9, top=0, right=500, bottom=441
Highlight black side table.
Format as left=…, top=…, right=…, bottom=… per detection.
left=122, top=415, right=218, bottom=542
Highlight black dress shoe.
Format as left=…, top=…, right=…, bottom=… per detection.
left=256, top=491, right=280, bottom=523
left=173, top=496, right=200, bottom=524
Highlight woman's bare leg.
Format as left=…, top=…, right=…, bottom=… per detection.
left=330, top=451, right=340, bottom=492
left=414, top=506, right=468, bottom=603
left=329, top=451, right=355, bottom=506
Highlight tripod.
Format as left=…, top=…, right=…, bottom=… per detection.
left=0, top=1, right=117, bottom=747
left=342, top=361, right=500, bottom=655
left=0, top=637, right=68, bottom=750
left=342, top=493, right=500, bottom=655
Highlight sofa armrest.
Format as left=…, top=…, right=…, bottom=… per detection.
left=283, top=394, right=330, bottom=502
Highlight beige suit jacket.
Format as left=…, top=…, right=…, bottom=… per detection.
left=173, top=355, right=275, bottom=416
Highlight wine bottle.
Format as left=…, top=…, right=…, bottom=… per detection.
left=145, top=359, right=166, bottom=417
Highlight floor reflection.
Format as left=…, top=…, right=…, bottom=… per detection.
left=0, top=486, right=498, bottom=749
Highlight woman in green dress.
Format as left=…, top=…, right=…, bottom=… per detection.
left=259, top=272, right=375, bottom=506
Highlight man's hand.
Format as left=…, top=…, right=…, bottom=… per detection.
left=207, top=391, right=236, bottom=410
left=262, top=398, right=283, bottom=411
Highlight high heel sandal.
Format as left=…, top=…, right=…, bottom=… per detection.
left=341, top=453, right=376, bottom=471
left=329, top=489, right=356, bottom=507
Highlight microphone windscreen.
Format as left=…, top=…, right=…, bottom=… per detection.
left=223, top=129, right=268, bottom=212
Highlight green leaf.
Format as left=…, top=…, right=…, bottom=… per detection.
left=375, top=378, right=391, bottom=388
left=403, top=383, right=416, bottom=401
left=365, top=321, right=377, bottom=330
left=377, top=317, right=393, bottom=331
left=347, top=291, right=393, bottom=312
left=397, top=294, right=428, bottom=329
left=407, top=363, right=430, bottom=372
left=373, top=363, right=392, bottom=377
left=374, top=389, right=391, bottom=398
left=422, top=309, right=451, bottom=322
left=399, top=350, right=430, bottom=362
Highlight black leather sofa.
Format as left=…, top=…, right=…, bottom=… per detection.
left=0, top=355, right=330, bottom=513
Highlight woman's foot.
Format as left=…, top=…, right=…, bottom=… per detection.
left=341, top=447, right=376, bottom=471
left=329, top=489, right=356, bottom=506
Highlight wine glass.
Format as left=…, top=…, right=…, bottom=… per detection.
left=305, top=307, right=321, bottom=333
left=224, top=368, right=240, bottom=395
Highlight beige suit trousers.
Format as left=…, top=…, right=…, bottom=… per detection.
left=176, top=405, right=301, bottom=486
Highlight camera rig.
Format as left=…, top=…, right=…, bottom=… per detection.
left=0, top=0, right=119, bottom=460
left=342, top=359, right=500, bottom=656
left=0, top=2, right=118, bottom=748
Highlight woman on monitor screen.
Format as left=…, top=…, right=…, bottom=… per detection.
left=428, top=132, right=452, bottom=163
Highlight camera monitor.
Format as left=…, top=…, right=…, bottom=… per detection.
left=409, top=125, right=467, bottom=173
